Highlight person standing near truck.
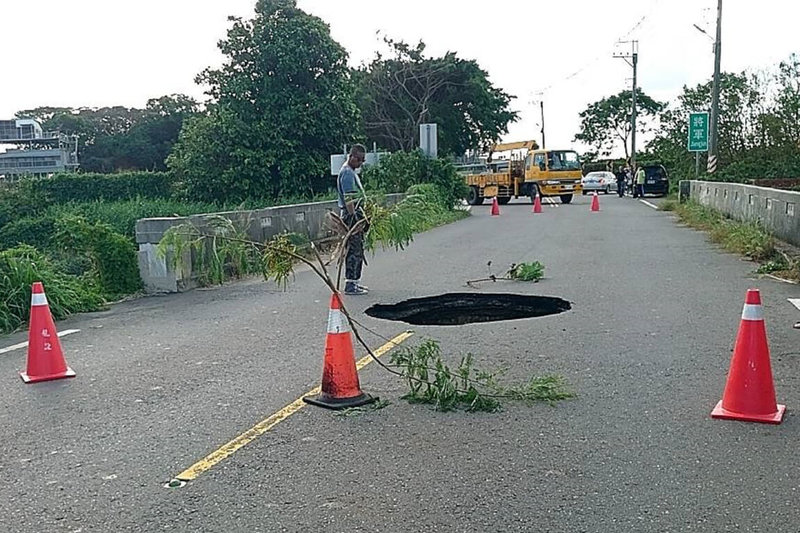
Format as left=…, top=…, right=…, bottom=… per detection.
left=337, top=144, right=369, bottom=296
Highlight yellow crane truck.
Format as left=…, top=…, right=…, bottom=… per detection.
left=460, top=140, right=583, bottom=205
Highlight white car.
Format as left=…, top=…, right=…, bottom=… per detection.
left=581, top=171, right=616, bottom=194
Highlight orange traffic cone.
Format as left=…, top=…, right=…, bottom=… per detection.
left=303, top=292, right=375, bottom=410
left=532, top=193, right=542, bottom=214
left=490, top=197, right=500, bottom=216
left=590, top=191, right=600, bottom=212
left=711, top=289, right=785, bottom=424
left=20, top=282, right=75, bottom=383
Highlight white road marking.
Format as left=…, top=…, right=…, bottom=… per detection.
left=0, top=329, right=81, bottom=355
left=789, top=298, right=800, bottom=312
left=641, top=199, right=659, bottom=210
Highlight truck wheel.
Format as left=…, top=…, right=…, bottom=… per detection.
left=560, top=194, right=573, bottom=204
left=467, top=186, right=484, bottom=205
left=497, top=196, right=511, bottom=205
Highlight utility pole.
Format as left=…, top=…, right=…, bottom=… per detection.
left=614, top=41, right=639, bottom=170
left=540, top=100, right=546, bottom=149
left=708, top=0, right=723, bottom=173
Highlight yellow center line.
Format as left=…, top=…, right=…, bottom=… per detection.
left=173, top=330, right=414, bottom=483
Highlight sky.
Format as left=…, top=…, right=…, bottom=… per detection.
left=2, top=0, right=798, bottom=157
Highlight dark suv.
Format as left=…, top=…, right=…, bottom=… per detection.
left=641, top=164, right=669, bottom=197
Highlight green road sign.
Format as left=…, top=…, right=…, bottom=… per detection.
left=688, top=112, right=709, bottom=152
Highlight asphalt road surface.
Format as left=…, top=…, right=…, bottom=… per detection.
left=2, top=194, right=800, bottom=533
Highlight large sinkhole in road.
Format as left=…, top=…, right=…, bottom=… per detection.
left=365, top=293, right=571, bottom=326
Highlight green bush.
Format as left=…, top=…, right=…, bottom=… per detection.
left=54, top=217, right=142, bottom=298
left=0, top=180, right=50, bottom=228
left=0, top=217, right=56, bottom=250
left=363, top=150, right=469, bottom=208
left=44, top=197, right=225, bottom=237
left=0, top=245, right=105, bottom=334
left=34, top=171, right=175, bottom=202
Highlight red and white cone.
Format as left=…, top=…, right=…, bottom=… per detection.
left=590, top=191, right=600, bottom=212
left=303, top=293, right=375, bottom=410
left=711, top=289, right=785, bottom=424
left=21, top=282, right=76, bottom=383
left=490, top=197, right=500, bottom=216
left=532, top=193, right=542, bottom=214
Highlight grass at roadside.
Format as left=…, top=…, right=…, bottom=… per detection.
left=661, top=199, right=799, bottom=281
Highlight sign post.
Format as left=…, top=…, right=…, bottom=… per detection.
left=688, top=112, right=709, bottom=178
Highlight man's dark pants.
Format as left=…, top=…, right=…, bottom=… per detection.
left=341, top=209, right=364, bottom=282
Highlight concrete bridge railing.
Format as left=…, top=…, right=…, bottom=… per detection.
left=679, top=180, right=800, bottom=247
left=135, top=194, right=405, bottom=293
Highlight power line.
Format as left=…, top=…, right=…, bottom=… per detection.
left=528, top=0, right=661, bottom=97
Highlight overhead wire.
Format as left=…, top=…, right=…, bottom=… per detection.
left=529, top=0, right=662, bottom=99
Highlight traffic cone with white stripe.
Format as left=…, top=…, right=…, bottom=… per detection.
left=711, top=289, right=785, bottom=424
left=590, top=191, right=600, bottom=212
left=303, top=292, right=375, bottom=410
left=20, top=282, right=75, bottom=383
left=532, top=193, right=542, bottom=214
left=490, top=197, right=500, bottom=216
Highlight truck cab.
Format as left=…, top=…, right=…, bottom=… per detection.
left=522, top=150, right=583, bottom=204
left=462, top=141, right=583, bottom=205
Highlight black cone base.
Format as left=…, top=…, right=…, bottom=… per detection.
left=303, top=392, right=377, bottom=410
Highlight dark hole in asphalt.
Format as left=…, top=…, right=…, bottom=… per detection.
left=365, top=293, right=571, bottom=326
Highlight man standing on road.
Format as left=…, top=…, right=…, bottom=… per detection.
left=635, top=165, right=646, bottom=199
left=615, top=166, right=626, bottom=197
left=337, top=144, right=369, bottom=296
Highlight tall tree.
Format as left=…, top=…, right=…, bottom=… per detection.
left=573, top=90, right=665, bottom=159
left=355, top=39, right=517, bottom=155
left=168, top=0, right=360, bottom=202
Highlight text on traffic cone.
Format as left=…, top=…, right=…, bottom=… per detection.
left=20, top=282, right=76, bottom=383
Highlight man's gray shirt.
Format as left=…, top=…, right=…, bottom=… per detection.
left=337, top=164, right=359, bottom=209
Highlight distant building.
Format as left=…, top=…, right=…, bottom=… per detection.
left=0, top=119, right=79, bottom=179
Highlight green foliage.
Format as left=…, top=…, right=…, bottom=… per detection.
left=574, top=90, right=665, bottom=159
left=34, top=172, right=175, bottom=202
left=390, top=340, right=501, bottom=412
left=507, top=261, right=545, bottom=282
left=355, top=39, right=517, bottom=155
left=0, top=180, right=50, bottom=228
left=364, top=187, right=468, bottom=253
left=0, top=217, right=56, bottom=250
left=389, top=339, right=574, bottom=412
left=659, top=199, right=678, bottom=212
left=157, top=215, right=263, bottom=287
left=362, top=150, right=469, bottom=208
left=54, top=217, right=142, bottom=298
left=647, top=57, right=800, bottom=181
left=0, top=245, right=104, bottom=334
left=674, top=201, right=776, bottom=261
left=17, top=95, right=199, bottom=173
left=169, top=1, right=360, bottom=202
left=43, top=197, right=224, bottom=237
left=261, top=233, right=300, bottom=289
left=711, top=222, right=776, bottom=261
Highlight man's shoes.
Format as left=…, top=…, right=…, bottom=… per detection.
left=357, top=283, right=369, bottom=292
left=344, top=282, right=368, bottom=295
